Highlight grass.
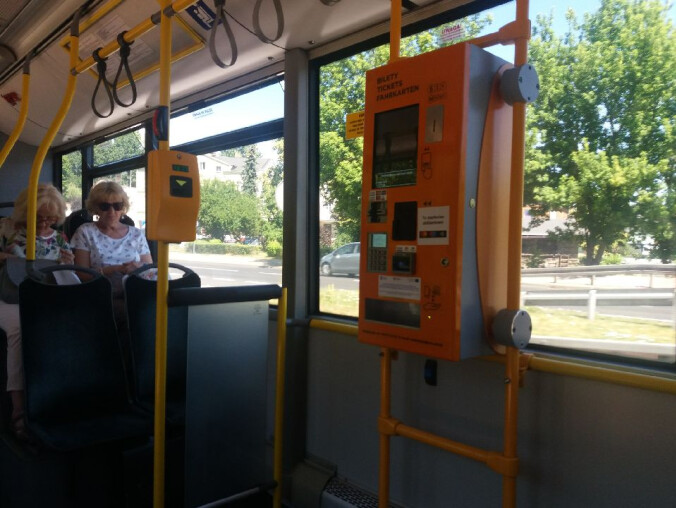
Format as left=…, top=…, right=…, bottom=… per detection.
left=526, top=306, right=674, bottom=343
left=319, top=285, right=359, bottom=317
left=318, top=288, right=675, bottom=344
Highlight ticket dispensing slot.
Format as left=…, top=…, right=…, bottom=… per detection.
left=358, top=42, right=514, bottom=361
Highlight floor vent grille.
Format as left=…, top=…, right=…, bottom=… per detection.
left=324, top=478, right=379, bottom=508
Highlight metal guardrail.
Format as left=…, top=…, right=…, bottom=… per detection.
left=522, top=264, right=675, bottom=289
left=523, top=263, right=676, bottom=276
left=521, top=289, right=676, bottom=328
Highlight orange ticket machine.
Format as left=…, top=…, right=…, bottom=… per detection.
left=147, top=149, right=201, bottom=243
left=358, top=42, right=515, bottom=361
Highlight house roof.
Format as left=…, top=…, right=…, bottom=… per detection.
left=522, top=216, right=570, bottom=238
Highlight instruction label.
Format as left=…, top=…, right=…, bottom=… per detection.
left=418, top=206, right=450, bottom=245
left=378, top=275, right=421, bottom=300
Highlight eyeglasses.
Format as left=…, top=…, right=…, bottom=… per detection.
left=36, top=215, right=58, bottom=223
left=98, top=202, right=124, bottom=212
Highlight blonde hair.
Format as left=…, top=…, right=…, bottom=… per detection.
left=85, top=181, right=130, bottom=215
left=11, top=183, right=68, bottom=226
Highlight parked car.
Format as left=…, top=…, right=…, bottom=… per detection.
left=320, top=242, right=360, bottom=276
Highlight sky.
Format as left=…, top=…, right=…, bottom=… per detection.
left=484, top=0, right=676, bottom=61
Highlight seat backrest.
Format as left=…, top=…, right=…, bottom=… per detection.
left=19, top=272, right=131, bottom=423
left=119, top=214, right=135, bottom=227
left=124, top=264, right=200, bottom=407
left=0, top=328, right=9, bottom=434
left=63, top=208, right=92, bottom=240
left=63, top=209, right=135, bottom=240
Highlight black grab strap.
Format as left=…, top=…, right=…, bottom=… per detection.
left=253, top=0, right=284, bottom=43
left=91, top=48, right=115, bottom=118
left=112, top=31, right=137, bottom=107
left=209, top=0, right=238, bottom=68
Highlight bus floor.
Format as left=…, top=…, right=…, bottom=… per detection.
left=0, top=433, right=184, bottom=508
left=0, top=433, right=273, bottom=507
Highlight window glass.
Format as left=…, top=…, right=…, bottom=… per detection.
left=317, top=0, right=676, bottom=365
left=61, top=151, right=82, bottom=213
left=93, top=128, right=145, bottom=166
left=318, top=7, right=501, bottom=317
left=171, top=82, right=285, bottom=146
left=522, top=0, right=676, bottom=363
left=168, top=140, right=283, bottom=290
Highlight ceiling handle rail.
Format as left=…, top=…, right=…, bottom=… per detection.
left=0, top=52, right=32, bottom=169
left=26, top=8, right=81, bottom=261
left=209, top=0, right=238, bottom=68
left=112, top=31, right=138, bottom=107
left=72, top=0, right=201, bottom=76
left=253, top=0, right=284, bottom=44
left=91, top=48, right=115, bottom=118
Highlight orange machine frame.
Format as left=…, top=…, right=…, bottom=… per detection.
left=358, top=42, right=513, bottom=361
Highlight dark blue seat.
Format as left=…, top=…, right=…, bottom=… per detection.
left=63, top=208, right=135, bottom=241
left=123, top=263, right=200, bottom=425
left=0, top=328, right=9, bottom=435
left=19, top=265, right=152, bottom=451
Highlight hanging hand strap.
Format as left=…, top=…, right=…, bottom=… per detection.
left=91, top=48, right=115, bottom=118
left=253, top=0, right=284, bottom=43
left=112, top=31, right=138, bottom=107
left=209, top=0, right=238, bottom=68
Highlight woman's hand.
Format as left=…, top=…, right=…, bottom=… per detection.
left=121, top=260, right=143, bottom=274
left=59, top=249, right=75, bottom=265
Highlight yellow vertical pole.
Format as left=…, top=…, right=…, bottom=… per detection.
left=273, top=288, right=288, bottom=508
left=26, top=13, right=80, bottom=260
left=379, top=1, right=401, bottom=504
left=504, top=0, right=530, bottom=506
left=153, top=2, right=172, bottom=507
left=389, top=0, right=402, bottom=63
left=0, top=58, right=31, bottom=169
left=378, top=348, right=392, bottom=508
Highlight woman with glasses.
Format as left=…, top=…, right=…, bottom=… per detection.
left=71, top=180, right=152, bottom=294
left=0, top=183, right=74, bottom=442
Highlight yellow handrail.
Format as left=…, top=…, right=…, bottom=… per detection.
left=0, top=59, right=31, bottom=169
left=153, top=1, right=173, bottom=507
left=26, top=12, right=80, bottom=260
left=273, top=288, right=288, bottom=508
left=310, top=318, right=676, bottom=395
left=72, top=0, right=199, bottom=75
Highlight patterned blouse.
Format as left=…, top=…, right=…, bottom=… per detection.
left=0, top=218, right=71, bottom=260
left=69, top=221, right=150, bottom=269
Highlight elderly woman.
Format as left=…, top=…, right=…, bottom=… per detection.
left=71, top=181, right=152, bottom=294
left=0, top=183, right=74, bottom=441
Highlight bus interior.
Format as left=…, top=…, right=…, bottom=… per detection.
left=0, top=0, right=674, bottom=507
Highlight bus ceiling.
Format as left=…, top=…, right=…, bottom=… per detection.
left=0, top=0, right=465, bottom=149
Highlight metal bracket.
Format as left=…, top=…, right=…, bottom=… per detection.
left=499, top=63, right=540, bottom=105
left=492, top=309, right=532, bottom=349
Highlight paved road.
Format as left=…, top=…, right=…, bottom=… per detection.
left=168, top=252, right=674, bottom=322
left=169, top=251, right=360, bottom=291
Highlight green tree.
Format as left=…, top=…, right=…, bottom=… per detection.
left=61, top=151, right=82, bottom=210
left=220, top=148, right=242, bottom=157
left=198, top=179, right=262, bottom=240
left=261, top=139, right=284, bottom=246
left=319, top=16, right=491, bottom=243
left=526, top=0, right=676, bottom=263
left=242, top=145, right=260, bottom=196
left=543, top=145, right=659, bottom=264
left=93, top=130, right=144, bottom=167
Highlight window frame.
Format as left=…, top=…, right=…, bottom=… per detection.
left=307, top=0, right=675, bottom=373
